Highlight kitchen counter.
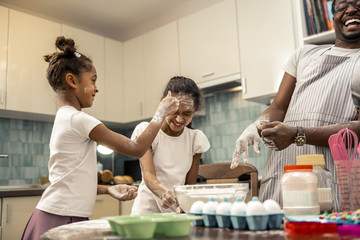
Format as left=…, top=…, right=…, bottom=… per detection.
left=40, top=219, right=286, bottom=240
left=0, top=184, right=45, bottom=197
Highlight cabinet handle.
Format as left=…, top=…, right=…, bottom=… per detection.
left=96, top=198, right=104, bottom=202
left=6, top=204, right=11, bottom=223
left=241, top=77, right=247, bottom=94
left=202, top=72, right=214, bottom=78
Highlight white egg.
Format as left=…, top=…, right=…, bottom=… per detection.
left=216, top=199, right=232, bottom=215
left=230, top=200, right=247, bottom=216
left=245, top=197, right=267, bottom=216
left=263, top=199, right=281, bottom=213
left=202, top=198, right=219, bottom=214
left=190, top=200, right=205, bottom=214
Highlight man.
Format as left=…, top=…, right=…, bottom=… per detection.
left=231, top=0, right=360, bottom=211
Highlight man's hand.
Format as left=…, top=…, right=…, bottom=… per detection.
left=231, top=122, right=262, bottom=168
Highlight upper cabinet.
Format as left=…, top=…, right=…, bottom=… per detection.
left=293, top=0, right=335, bottom=45
left=236, top=0, right=296, bottom=104
left=7, top=10, right=60, bottom=115
left=0, top=6, right=8, bottom=110
left=123, top=22, right=180, bottom=122
left=123, top=35, right=145, bottom=122
left=62, top=25, right=106, bottom=120
left=104, top=38, right=124, bottom=123
left=178, top=0, right=240, bottom=84
left=143, top=22, right=180, bottom=118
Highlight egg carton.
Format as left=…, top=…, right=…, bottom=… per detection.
left=188, top=197, right=284, bottom=231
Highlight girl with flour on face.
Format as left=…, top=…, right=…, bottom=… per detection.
left=131, top=76, right=210, bottom=214
left=21, top=36, right=179, bottom=240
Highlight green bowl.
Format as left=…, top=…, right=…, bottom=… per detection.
left=151, top=214, right=202, bottom=237
left=113, top=218, right=157, bottom=239
left=105, top=213, right=202, bottom=238
left=104, top=215, right=146, bottom=236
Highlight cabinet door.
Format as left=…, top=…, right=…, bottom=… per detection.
left=0, top=6, right=8, bottom=110
left=123, top=36, right=145, bottom=122
left=7, top=10, right=60, bottom=115
left=2, top=196, right=40, bottom=240
left=62, top=25, right=105, bottom=120
left=91, top=194, right=120, bottom=219
left=178, top=0, right=240, bottom=84
left=104, top=38, right=124, bottom=123
left=143, top=22, right=180, bottom=118
left=237, top=0, right=295, bottom=104
left=120, top=199, right=134, bottom=215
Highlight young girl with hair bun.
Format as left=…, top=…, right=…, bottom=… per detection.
left=21, top=36, right=179, bottom=240
left=131, top=76, right=210, bottom=214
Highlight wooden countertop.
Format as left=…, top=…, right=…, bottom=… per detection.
left=40, top=219, right=286, bottom=240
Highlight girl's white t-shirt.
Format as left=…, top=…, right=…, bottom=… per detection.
left=37, top=106, right=101, bottom=217
left=131, top=122, right=210, bottom=214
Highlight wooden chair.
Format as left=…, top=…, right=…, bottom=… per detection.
left=197, top=163, right=258, bottom=198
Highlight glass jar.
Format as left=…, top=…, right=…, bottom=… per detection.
left=296, top=154, right=333, bottom=212
left=281, top=165, right=320, bottom=215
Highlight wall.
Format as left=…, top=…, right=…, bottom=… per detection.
left=0, top=90, right=268, bottom=186
left=192, top=90, right=268, bottom=176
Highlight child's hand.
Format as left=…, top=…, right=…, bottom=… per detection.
left=160, top=190, right=177, bottom=209
left=152, top=91, right=179, bottom=124
left=107, top=184, right=138, bottom=201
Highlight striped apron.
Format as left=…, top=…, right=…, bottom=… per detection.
left=259, top=46, right=360, bottom=212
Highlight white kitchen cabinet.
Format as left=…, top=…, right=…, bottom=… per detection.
left=143, top=21, right=180, bottom=118
left=6, top=10, right=60, bottom=115
left=104, top=38, right=124, bottom=123
left=0, top=6, right=8, bottom=110
left=123, top=36, right=146, bottom=122
left=1, top=196, right=40, bottom=240
left=119, top=199, right=134, bottom=215
left=91, top=194, right=120, bottom=219
left=178, top=0, right=240, bottom=84
left=62, top=25, right=106, bottom=120
left=236, top=0, right=296, bottom=104
left=293, top=0, right=335, bottom=45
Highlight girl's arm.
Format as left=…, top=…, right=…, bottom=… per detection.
left=89, top=92, right=179, bottom=158
left=185, top=153, right=202, bottom=185
left=140, top=148, right=177, bottom=209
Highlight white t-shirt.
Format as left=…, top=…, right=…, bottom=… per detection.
left=284, top=44, right=360, bottom=109
left=37, top=106, right=101, bottom=217
left=130, top=122, right=210, bottom=214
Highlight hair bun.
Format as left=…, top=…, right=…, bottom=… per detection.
left=55, top=36, right=76, bottom=56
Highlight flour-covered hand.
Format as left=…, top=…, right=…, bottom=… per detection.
left=160, top=189, right=177, bottom=209
left=152, top=91, right=179, bottom=124
left=107, top=184, right=138, bottom=201
left=231, top=122, right=261, bottom=168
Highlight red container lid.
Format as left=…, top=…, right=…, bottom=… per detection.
left=284, top=165, right=313, bottom=171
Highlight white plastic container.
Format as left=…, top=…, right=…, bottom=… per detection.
left=281, top=165, right=320, bottom=215
left=296, top=154, right=333, bottom=212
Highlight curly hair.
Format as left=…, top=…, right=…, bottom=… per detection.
left=44, top=36, right=93, bottom=92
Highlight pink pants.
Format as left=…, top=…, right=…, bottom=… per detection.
left=21, top=209, right=88, bottom=240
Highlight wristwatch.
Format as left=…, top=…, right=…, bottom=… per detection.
left=294, top=126, right=306, bottom=146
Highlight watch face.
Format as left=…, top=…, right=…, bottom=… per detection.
left=296, top=135, right=306, bottom=146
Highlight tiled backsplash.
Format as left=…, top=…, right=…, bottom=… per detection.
left=192, top=91, right=268, bottom=176
left=0, top=90, right=269, bottom=185
left=0, top=119, right=53, bottom=185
